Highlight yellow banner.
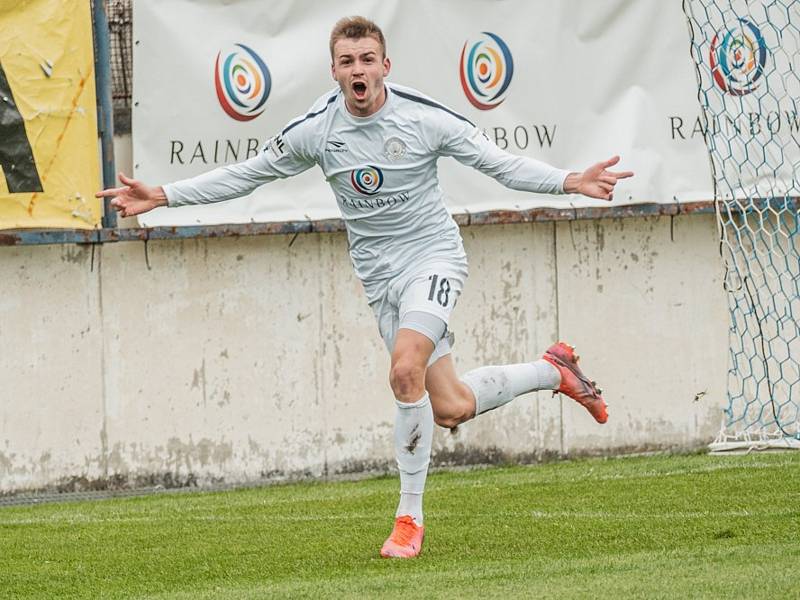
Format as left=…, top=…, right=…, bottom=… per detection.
left=0, top=0, right=101, bottom=229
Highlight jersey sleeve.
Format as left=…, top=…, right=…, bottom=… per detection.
left=436, top=115, right=570, bottom=195
left=163, top=128, right=315, bottom=207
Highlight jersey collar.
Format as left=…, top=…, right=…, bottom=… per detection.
left=340, top=85, right=393, bottom=125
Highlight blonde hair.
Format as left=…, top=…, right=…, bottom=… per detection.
left=329, top=16, right=386, bottom=59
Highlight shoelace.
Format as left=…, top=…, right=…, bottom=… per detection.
left=390, top=516, right=418, bottom=545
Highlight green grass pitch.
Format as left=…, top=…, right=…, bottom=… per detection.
left=1, top=453, right=798, bottom=599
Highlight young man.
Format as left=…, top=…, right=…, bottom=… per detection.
left=98, top=16, right=633, bottom=558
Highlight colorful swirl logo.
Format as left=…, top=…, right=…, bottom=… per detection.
left=214, top=44, right=272, bottom=121
left=350, top=166, right=384, bottom=196
left=709, top=19, right=768, bottom=96
left=459, top=32, right=514, bottom=110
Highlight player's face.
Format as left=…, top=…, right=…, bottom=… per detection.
left=331, top=36, right=391, bottom=117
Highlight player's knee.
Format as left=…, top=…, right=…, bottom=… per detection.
left=433, top=412, right=459, bottom=429
left=432, top=403, right=472, bottom=429
left=389, top=361, right=426, bottom=401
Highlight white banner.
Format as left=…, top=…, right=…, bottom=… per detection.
left=133, top=0, right=713, bottom=227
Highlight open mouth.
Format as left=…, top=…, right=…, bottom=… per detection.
left=352, top=81, right=367, bottom=100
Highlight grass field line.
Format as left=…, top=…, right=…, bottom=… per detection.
left=214, top=457, right=800, bottom=503
left=2, top=506, right=797, bottom=527
left=431, top=458, right=798, bottom=488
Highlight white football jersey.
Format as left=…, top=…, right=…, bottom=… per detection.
left=164, top=83, right=570, bottom=289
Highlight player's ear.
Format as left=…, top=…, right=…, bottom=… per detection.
left=331, top=62, right=336, bottom=80
left=383, top=57, right=391, bottom=77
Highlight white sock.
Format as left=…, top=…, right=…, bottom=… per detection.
left=394, top=392, right=433, bottom=526
left=462, top=359, right=561, bottom=416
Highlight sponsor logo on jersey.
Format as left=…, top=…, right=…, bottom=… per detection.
left=384, top=137, right=407, bottom=160
left=341, top=192, right=409, bottom=210
left=214, top=43, right=272, bottom=121
left=350, top=166, right=384, bottom=195
left=325, top=140, right=349, bottom=153
left=709, top=18, right=767, bottom=96
left=459, top=32, right=514, bottom=110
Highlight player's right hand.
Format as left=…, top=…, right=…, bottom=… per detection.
left=95, top=173, right=168, bottom=218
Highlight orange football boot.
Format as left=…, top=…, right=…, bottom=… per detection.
left=380, top=515, right=425, bottom=558
left=542, top=342, right=608, bottom=424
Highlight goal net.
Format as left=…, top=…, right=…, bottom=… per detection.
left=683, top=0, right=800, bottom=451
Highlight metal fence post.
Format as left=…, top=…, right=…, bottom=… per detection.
left=93, top=0, right=117, bottom=229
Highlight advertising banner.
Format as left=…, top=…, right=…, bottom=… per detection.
left=133, top=0, right=716, bottom=227
left=0, top=0, right=102, bottom=230
left=687, top=2, right=799, bottom=202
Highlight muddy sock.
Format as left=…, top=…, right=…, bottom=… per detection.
left=394, top=392, right=433, bottom=526
left=462, top=360, right=560, bottom=416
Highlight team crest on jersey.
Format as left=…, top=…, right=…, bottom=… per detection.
left=383, top=137, right=407, bottom=161
left=350, top=166, right=384, bottom=195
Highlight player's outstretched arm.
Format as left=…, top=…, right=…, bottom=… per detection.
left=438, top=114, right=633, bottom=198
left=95, top=173, right=167, bottom=218
left=563, top=156, right=634, bottom=201
left=94, top=129, right=316, bottom=216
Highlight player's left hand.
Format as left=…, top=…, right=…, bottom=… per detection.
left=566, top=156, right=634, bottom=201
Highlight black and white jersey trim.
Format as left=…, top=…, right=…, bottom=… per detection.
left=389, top=87, right=475, bottom=128
left=282, top=93, right=339, bottom=135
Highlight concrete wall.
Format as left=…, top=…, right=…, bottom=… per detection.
left=0, top=212, right=729, bottom=494
left=0, top=133, right=730, bottom=493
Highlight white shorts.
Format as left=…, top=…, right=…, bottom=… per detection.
left=366, top=258, right=468, bottom=365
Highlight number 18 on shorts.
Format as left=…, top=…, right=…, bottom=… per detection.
left=400, top=262, right=466, bottom=326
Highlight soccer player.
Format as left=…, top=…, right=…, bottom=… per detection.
left=97, top=16, right=633, bottom=559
